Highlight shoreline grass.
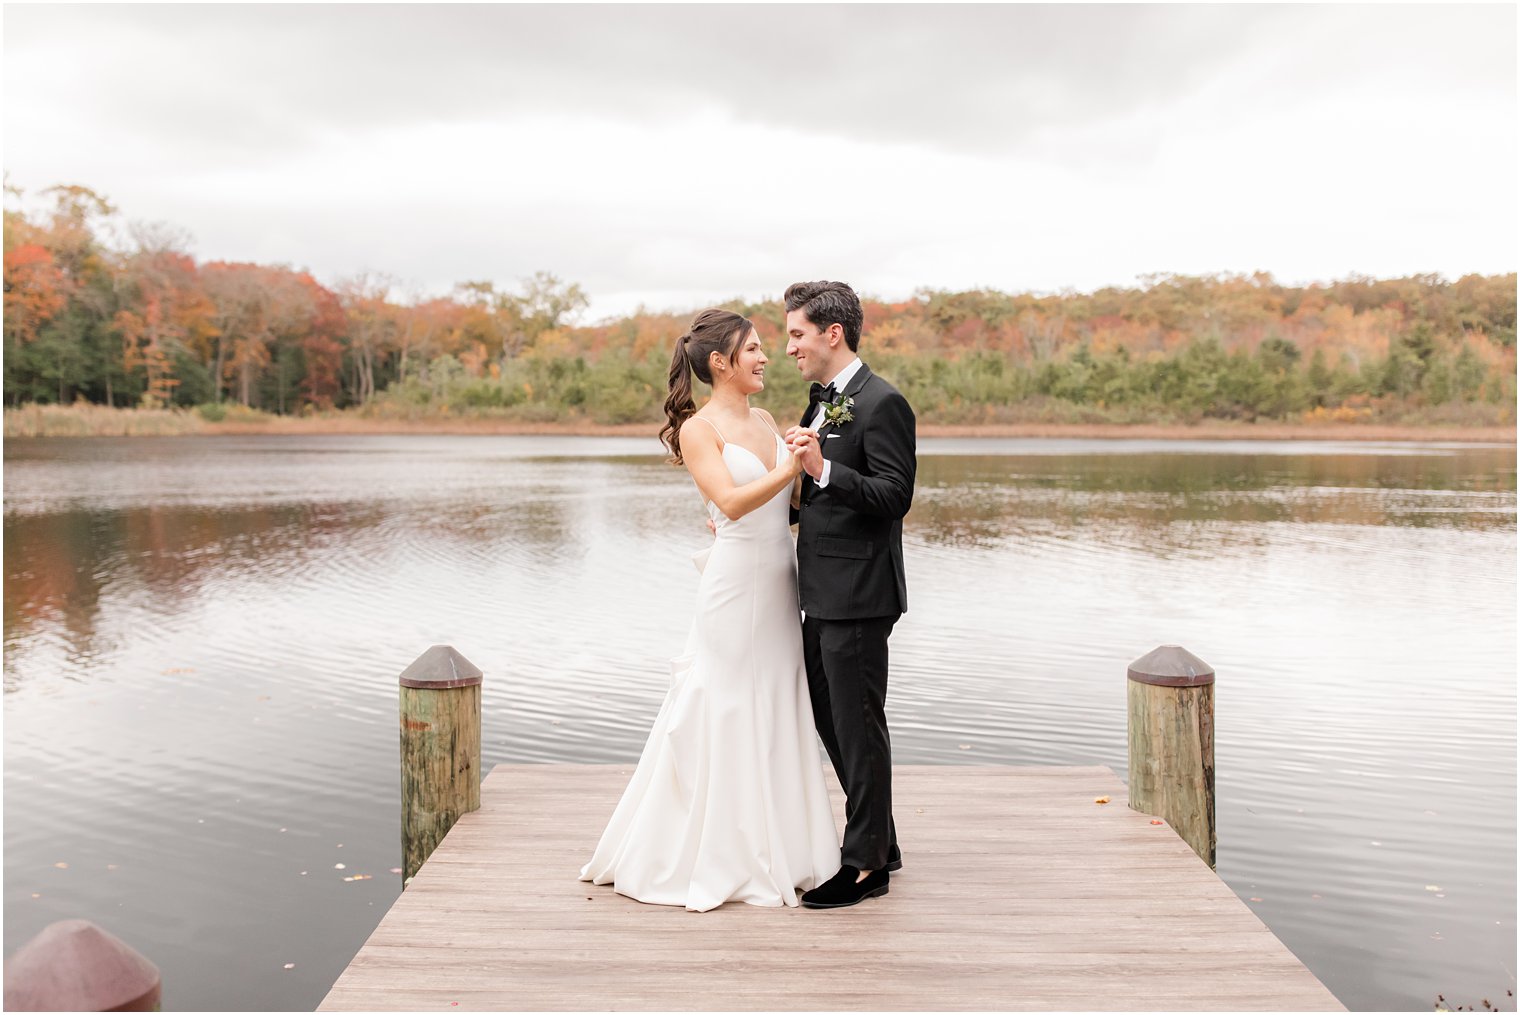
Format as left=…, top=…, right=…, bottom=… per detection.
left=5, top=403, right=1514, bottom=443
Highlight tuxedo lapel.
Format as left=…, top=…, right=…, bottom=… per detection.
left=819, top=361, right=872, bottom=444
left=840, top=361, right=873, bottom=402
left=802, top=361, right=874, bottom=503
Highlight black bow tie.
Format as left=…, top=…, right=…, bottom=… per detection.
left=808, top=382, right=838, bottom=416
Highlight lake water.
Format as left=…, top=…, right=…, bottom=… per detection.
left=3, top=434, right=1515, bottom=1012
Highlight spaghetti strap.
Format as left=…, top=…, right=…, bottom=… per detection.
left=688, top=415, right=725, bottom=447
left=751, top=407, right=783, bottom=439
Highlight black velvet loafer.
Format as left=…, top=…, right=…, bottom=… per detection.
left=801, top=865, right=889, bottom=909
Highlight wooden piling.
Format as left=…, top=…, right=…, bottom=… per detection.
left=3, top=919, right=161, bottom=1012
left=1127, top=644, right=1216, bottom=867
left=399, top=645, right=483, bottom=883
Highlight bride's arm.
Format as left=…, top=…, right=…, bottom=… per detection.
left=751, top=408, right=803, bottom=512
left=682, top=419, right=802, bottom=521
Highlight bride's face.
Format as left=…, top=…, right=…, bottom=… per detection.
left=718, top=328, right=769, bottom=394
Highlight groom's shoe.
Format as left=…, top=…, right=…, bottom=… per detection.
left=884, top=844, right=902, bottom=873
left=801, top=866, right=889, bottom=909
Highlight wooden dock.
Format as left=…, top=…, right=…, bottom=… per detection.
left=319, top=764, right=1343, bottom=1011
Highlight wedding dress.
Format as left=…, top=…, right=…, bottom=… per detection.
left=579, top=417, right=840, bottom=911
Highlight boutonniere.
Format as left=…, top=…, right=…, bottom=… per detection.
left=821, top=393, right=855, bottom=428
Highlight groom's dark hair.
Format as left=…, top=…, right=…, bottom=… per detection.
left=784, top=281, right=863, bottom=352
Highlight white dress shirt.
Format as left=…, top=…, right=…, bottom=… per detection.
left=806, top=356, right=863, bottom=489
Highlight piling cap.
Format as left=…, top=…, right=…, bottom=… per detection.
left=1128, top=645, right=1215, bottom=687
left=399, top=645, right=483, bottom=689
left=3, top=919, right=162, bottom=1012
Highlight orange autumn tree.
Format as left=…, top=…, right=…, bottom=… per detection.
left=297, top=273, right=346, bottom=410
left=3, top=244, right=68, bottom=347
left=4, top=181, right=1514, bottom=421
left=111, top=246, right=217, bottom=407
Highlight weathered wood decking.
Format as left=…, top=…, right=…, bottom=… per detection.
left=319, top=764, right=1343, bottom=1012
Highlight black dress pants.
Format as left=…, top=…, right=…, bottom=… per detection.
left=802, top=613, right=898, bottom=871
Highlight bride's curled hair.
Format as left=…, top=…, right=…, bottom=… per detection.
left=660, top=308, right=753, bottom=464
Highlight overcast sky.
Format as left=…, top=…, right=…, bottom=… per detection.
left=4, top=4, right=1515, bottom=322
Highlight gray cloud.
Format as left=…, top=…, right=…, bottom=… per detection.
left=14, top=4, right=1457, bottom=162
left=5, top=4, right=1513, bottom=318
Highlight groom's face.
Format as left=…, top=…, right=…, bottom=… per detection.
left=785, top=309, right=837, bottom=383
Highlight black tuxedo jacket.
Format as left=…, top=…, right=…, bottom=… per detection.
left=792, top=362, right=916, bottom=620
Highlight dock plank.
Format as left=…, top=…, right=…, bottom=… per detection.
left=319, top=764, right=1343, bottom=1011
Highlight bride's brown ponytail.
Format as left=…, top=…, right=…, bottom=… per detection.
left=661, top=334, right=698, bottom=462
left=659, top=308, right=753, bottom=464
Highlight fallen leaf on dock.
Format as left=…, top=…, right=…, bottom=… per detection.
left=957, top=744, right=971, bottom=750
left=1094, top=796, right=1111, bottom=805
left=1425, top=885, right=1441, bottom=891
left=283, top=963, right=295, bottom=970
left=53, top=861, right=68, bottom=869
left=1149, top=820, right=1163, bottom=825
left=1250, top=897, right=1263, bottom=902
left=31, top=893, right=41, bottom=899
left=390, top=868, right=403, bottom=874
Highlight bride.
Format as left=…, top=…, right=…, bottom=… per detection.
left=579, top=308, right=840, bottom=911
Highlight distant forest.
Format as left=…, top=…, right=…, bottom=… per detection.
left=5, top=183, right=1515, bottom=426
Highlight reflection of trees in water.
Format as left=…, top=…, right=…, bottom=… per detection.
left=3, top=503, right=374, bottom=681
left=1, top=464, right=664, bottom=679
left=4, top=511, right=113, bottom=677
left=909, top=451, right=1517, bottom=552
left=6, top=449, right=1511, bottom=681
left=918, top=449, right=1516, bottom=496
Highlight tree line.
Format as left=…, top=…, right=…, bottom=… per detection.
left=5, top=183, right=1515, bottom=425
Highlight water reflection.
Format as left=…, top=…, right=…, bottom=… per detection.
left=6, top=443, right=1512, bottom=674
left=3, top=435, right=1515, bottom=1012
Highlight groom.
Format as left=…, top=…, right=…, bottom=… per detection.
left=782, top=280, right=916, bottom=910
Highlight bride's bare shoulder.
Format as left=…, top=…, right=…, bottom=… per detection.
left=681, top=414, right=722, bottom=448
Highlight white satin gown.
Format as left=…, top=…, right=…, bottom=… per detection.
left=579, top=420, right=840, bottom=911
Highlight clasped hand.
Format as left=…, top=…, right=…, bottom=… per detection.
left=783, top=426, right=824, bottom=480
left=704, top=428, right=821, bottom=536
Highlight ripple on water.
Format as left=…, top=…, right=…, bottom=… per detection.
left=3, top=436, right=1514, bottom=1012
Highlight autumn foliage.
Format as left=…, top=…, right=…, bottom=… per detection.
left=4, top=184, right=1515, bottom=425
